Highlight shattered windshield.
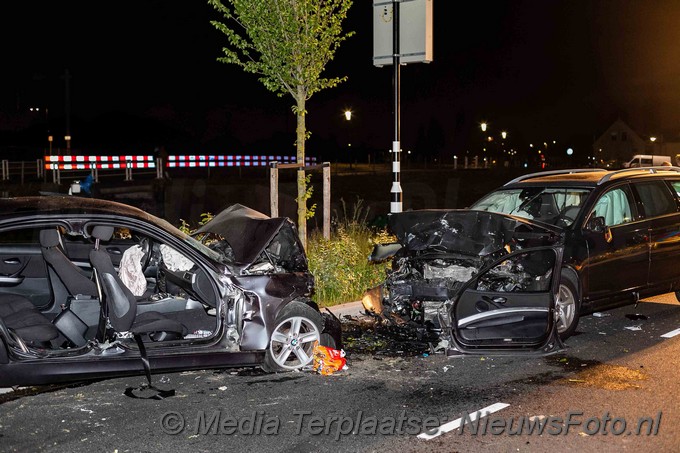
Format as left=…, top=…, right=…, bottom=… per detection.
left=470, top=187, right=592, bottom=227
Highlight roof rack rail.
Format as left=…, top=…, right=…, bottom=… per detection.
left=503, top=168, right=606, bottom=186
left=597, top=166, right=680, bottom=185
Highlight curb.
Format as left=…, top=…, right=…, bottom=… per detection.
left=322, top=300, right=367, bottom=319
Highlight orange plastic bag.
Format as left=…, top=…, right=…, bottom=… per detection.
left=311, top=341, right=348, bottom=375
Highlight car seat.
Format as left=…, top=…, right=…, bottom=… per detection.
left=0, top=293, right=59, bottom=347
left=89, top=226, right=186, bottom=341
left=40, top=228, right=97, bottom=297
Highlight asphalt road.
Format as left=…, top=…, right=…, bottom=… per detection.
left=1, top=294, right=679, bottom=453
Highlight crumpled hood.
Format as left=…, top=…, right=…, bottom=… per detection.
left=194, top=204, right=290, bottom=265
left=388, top=209, right=562, bottom=257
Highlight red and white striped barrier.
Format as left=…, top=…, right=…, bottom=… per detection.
left=42, top=154, right=318, bottom=184
left=44, top=155, right=155, bottom=170
left=45, top=162, right=156, bottom=170
left=166, top=155, right=316, bottom=168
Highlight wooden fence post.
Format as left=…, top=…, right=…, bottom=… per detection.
left=269, top=161, right=279, bottom=217
left=323, top=162, right=331, bottom=239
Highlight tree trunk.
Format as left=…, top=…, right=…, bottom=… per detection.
left=296, top=94, right=307, bottom=250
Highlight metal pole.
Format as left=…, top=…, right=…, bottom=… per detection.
left=391, top=0, right=403, bottom=213
left=63, top=69, right=71, bottom=154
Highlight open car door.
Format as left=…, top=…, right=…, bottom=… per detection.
left=447, top=246, right=564, bottom=356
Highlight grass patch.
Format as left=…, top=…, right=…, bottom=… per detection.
left=307, top=198, right=394, bottom=307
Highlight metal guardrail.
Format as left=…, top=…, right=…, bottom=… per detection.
left=1, top=160, right=44, bottom=182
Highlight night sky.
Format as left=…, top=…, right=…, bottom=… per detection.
left=2, top=1, right=680, bottom=161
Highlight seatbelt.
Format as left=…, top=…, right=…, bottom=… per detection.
left=123, top=334, right=175, bottom=400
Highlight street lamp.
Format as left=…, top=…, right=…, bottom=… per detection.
left=501, top=131, right=507, bottom=140
left=480, top=122, right=487, bottom=132
left=344, top=109, right=353, bottom=169
left=29, top=106, right=51, bottom=154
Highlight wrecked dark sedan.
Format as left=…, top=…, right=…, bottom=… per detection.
left=0, top=197, right=337, bottom=387
left=363, top=209, right=565, bottom=356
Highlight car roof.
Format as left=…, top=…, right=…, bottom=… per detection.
left=503, top=167, right=680, bottom=188
left=0, top=196, right=157, bottom=223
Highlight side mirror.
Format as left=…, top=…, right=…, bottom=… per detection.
left=586, top=215, right=606, bottom=232
left=368, top=243, right=402, bottom=263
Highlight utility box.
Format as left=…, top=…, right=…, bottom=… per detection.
left=373, top=0, right=433, bottom=67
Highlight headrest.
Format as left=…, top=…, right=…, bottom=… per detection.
left=91, top=226, right=114, bottom=241
left=39, top=229, right=61, bottom=248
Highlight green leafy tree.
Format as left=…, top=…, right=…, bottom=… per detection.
left=208, top=0, right=354, bottom=249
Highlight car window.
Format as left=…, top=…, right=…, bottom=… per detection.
left=471, top=187, right=591, bottom=227
left=634, top=181, right=678, bottom=218
left=0, top=227, right=40, bottom=244
left=591, top=186, right=634, bottom=227
left=671, top=181, right=680, bottom=197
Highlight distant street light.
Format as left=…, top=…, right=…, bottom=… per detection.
left=29, top=106, right=51, bottom=154
left=501, top=131, right=507, bottom=140
left=480, top=122, right=487, bottom=132
left=344, top=109, right=353, bottom=169
left=650, top=136, right=657, bottom=142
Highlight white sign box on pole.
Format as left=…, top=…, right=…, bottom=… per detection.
left=373, top=0, right=433, bottom=67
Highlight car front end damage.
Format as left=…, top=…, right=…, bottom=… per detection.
left=362, top=210, right=566, bottom=355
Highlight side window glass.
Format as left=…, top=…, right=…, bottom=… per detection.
left=635, top=181, right=677, bottom=218
left=591, top=187, right=633, bottom=227
left=0, top=227, right=40, bottom=244
left=670, top=181, right=680, bottom=198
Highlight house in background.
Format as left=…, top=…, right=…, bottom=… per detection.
left=593, top=119, right=680, bottom=167
left=592, top=119, right=646, bottom=167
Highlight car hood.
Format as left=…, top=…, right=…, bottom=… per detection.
left=387, top=209, right=562, bottom=256
left=194, top=204, right=292, bottom=265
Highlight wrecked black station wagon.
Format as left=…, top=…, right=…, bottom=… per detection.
left=364, top=167, right=680, bottom=355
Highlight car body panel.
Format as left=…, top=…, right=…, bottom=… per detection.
left=448, top=246, right=563, bottom=355
left=0, top=246, right=51, bottom=309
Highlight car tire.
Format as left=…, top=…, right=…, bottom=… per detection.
left=262, top=301, right=323, bottom=373
left=556, top=277, right=580, bottom=340
left=320, top=312, right=342, bottom=350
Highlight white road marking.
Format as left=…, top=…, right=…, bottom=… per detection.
left=661, top=327, right=680, bottom=338
left=418, top=402, right=510, bottom=440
